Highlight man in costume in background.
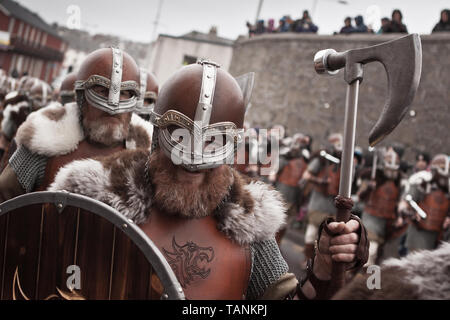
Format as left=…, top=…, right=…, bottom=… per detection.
left=0, top=47, right=153, bottom=202
left=399, top=154, right=450, bottom=252
left=358, top=147, right=402, bottom=264
left=301, top=133, right=342, bottom=262
left=135, top=68, right=158, bottom=121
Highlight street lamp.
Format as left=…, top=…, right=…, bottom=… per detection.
left=254, top=0, right=264, bottom=25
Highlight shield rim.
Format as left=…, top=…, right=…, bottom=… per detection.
left=0, top=191, right=185, bottom=300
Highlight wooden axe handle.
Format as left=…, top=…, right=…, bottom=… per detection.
left=329, top=195, right=354, bottom=296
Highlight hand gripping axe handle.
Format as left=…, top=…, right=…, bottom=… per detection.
left=313, top=34, right=422, bottom=294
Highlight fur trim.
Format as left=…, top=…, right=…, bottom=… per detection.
left=1, top=101, right=28, bottom=129
left=48, top=149, right=151, bottom=224
left=1, top=101, right=29, bottom=139
left=49, top=149, right=287, bottom=244
left=15, top=103, right=153, bottom=157
left=15, top=102, right=83, bottom=157
left=126, top=113, right=153, bottom=151
left=334, top=241, right=450, bottom=300
left=381, top=241, right=450, bottom=300
left=217, top=179, right=287, bottom=245
left=408, top=170, right=432, bottom=186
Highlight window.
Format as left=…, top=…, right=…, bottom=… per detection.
left=8, top=17, right=15, bottom=34
left=23, top=25, right=30, bottom=42
left=182, top=55, right=197, bottom=66
left=35, top=31, right=41, bottom=47
left=17, top=22, right=23, bottom=37
left=29, top=27, right=35, bottom=44
left=41, top=33, right=47, bottom=46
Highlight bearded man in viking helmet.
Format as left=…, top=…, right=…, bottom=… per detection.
left=49, top=60, right=368, bottom=300
left=59, top=72, right=77, bottom=105
left=301, top=133, right=343, bottom=262
left=399, top=154, right=450, bottom=252
left=357, top=147, right=402, bottom=265
left=275, top=133, right=311, bottom=244
left=0, top=47, right=153, bottom=201
left=0, top=78, right=53, bottom=165
left=1, top=80, right=54, bottom=140
left=135, top=68, right=158, bottom=121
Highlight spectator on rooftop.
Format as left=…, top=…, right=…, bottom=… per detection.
left=292, top=10, right=318, bottom=33
left=267, top=18, right=276, bottom=33
left=246, top=21, right=256, bottom=37
left=385, top=9, right=408, bottom=33
left=377, top=17, right=391, bottom=34
left=277, top=16, right=292, bottom=32
left=432, top=9, right=450, bottom=33
left=354, top=15, right=369, bottom=33
left=340, top=17, right=355, bottom=34
left=255, top=19, right=266, bottom=34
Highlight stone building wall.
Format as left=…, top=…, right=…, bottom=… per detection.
left=229, top=33, right=450, bottom=161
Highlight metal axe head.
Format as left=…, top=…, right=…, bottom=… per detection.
left=314, top=34, right=422, bottom=146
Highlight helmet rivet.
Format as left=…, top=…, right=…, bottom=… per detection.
left=204, top=94, right=209, bottom=98
left=203, top=106, right=207, bottom=110
left=115, top=70, right=120, bottom=74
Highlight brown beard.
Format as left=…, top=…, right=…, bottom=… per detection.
left=149, top=149, right=234, bottom=218
left=82, top=116, right=130, bottom=146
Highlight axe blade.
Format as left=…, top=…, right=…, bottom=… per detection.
left=316, top=34, right=423, bottom=147
left=367, top=34, right=422, bottom=146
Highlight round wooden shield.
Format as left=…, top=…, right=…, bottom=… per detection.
left=0, top=191, right=184, bottom=300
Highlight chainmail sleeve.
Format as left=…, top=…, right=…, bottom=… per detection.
left=246, top=238, right=290, bottom=300
left=9, top=145, right=47, bottom=193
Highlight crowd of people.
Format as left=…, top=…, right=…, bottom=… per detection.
left=246, top=10, right=318, bottom=36
left=246, top=8, right=450, bottom=37
left=339, top=9, right=408, bottom=34
left=236, top=126, right=450, bottom=266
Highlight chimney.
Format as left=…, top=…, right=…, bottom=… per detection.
left=209, top=26, right=218, bottom=36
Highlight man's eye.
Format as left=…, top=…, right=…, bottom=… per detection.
left=121, top=90, right=134, bottom=99
left=93, top=86, right=108, bottom=97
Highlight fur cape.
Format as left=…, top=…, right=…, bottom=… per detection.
left=48, top=148, right=287, bottom=246
left=14, top=102, right=153, bottom=157
left=333, top=241, right=450, bottom=300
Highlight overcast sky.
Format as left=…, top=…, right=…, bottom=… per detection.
left=16, top=0, right=449, bottom=43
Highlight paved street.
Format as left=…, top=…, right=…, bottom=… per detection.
left=279, top=222, right=307, bottom=281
